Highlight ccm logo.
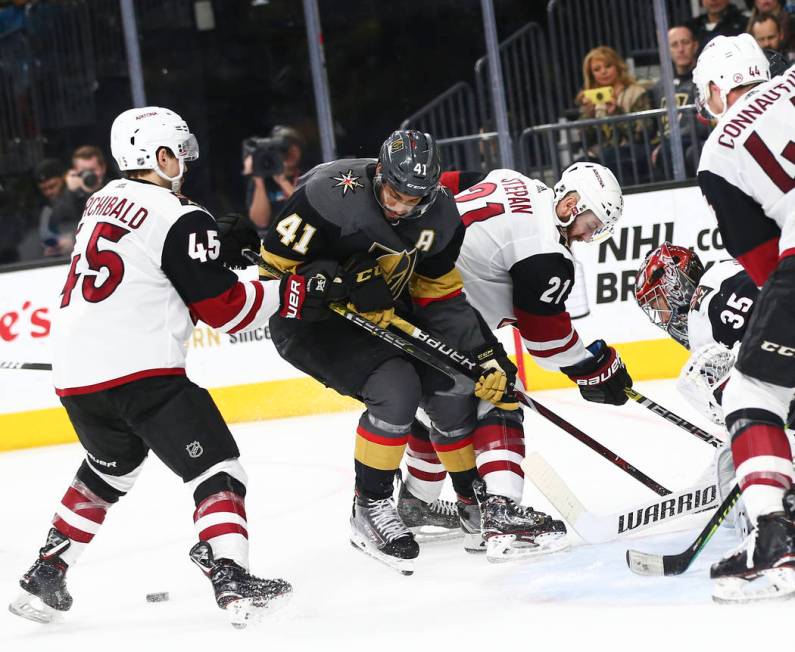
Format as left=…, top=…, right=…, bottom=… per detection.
left=576, top=356, right=620, bottom=385
left=761, top=341, right=795, bottom=356
left=283, top=278, right=302, bottom=318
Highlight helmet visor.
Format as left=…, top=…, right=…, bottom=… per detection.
left=176, top=134, right=200, bottom=162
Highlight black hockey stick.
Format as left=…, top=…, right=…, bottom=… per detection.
left=243, top=249, right=671, bottom=494
left=0, top=360, right=52, bottom=371
left=626, top=484, right=741, bottom=576
left=625, top=388, right=723, bottom=449
left=241, top=249, right=475, bottom=396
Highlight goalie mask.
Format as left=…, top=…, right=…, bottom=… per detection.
left=634, top=242, right=705, bottom=348
left=110, top=106, right=199, bottom=192
left=374, top=130, right=441, bottom=221
left=553, top=162, right=623, bottom=242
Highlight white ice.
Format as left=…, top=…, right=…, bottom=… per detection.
left=1, top=379, right=789, bottom=651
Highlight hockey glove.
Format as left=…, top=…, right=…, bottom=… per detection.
left=339, top=253, right=395, bottom=326
left=278, top=259, right=343, bottom=321
left=561, top=340, right=632, bottom=405
left=472, top=342, right=519, bottom=409
left=216, top=213, right=261, bottom=269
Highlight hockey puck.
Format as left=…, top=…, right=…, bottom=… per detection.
left=146, top=592, right=170, bottom=603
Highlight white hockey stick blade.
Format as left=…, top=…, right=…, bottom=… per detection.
left=524, top=453, right=719, bottom=544
left=625, top=550, right=665, bottom=576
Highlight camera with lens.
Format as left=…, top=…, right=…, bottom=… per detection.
left=79, top=169, right=100, bottom=190
left=242, top=136, right=289, bottom=178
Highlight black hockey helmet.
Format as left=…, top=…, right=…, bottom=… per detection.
left=763, top=48, right=789, bottom=78
left=374, top=130, right=441, bottom=220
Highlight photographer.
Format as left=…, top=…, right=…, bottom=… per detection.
left=243, top=125, right=303, bottom=232
left=48, top=145, right=109, bottom=256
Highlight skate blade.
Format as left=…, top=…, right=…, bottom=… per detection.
left=713, top=567, right=795, bottom=604
left=8, top=590, right=64, bottom=624
left=463, top=531, right=486, bottom=554
left=485, top=533, right=570, bottom=564
left=411, top=526, right=464, bottom=543
left=225, top=589, right=293, bottom=629
left=349, top=537, right=415, bottom=576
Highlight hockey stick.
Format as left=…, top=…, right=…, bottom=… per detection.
left=0, top=361, right=52, bottom=371
left=242, top=249, right=671, bottom=494
left=241, top=249, right=475, bottom=396
left=626, top=484, right=741, bottom=576
left=624, top=388, right=723, bottom=449
left=525, top=452, right=718, bottom=544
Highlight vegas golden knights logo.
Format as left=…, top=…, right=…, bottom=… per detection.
left=369, top=242, right=418, bottom=297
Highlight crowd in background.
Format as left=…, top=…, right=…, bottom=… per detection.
left=2, top=0, right=795, bottom=267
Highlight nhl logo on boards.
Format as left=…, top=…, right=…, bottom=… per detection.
left=186, top=441, right=204, bottom=458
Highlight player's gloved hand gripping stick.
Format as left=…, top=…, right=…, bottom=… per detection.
left=242, top=248, right=670, bottom=495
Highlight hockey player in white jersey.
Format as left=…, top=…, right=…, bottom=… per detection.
left=691, top=33, right=795, bottom=602
left=6, top=106, right=318, bottom=627
left=397, top=163, right=633, bottom=559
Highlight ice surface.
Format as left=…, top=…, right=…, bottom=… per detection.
left=1, top=380, right=789, bottom=651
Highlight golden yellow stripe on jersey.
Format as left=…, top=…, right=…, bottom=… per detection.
left=435, top=441, right=476, bottom=473
left=409, top=268, right=464, bottom=304
left=258, top=247, right=302, bottom=277
left=354, top=426, right=408, bottom=471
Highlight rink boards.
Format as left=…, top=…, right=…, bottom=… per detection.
left=0, top=183, right=728, bottom=450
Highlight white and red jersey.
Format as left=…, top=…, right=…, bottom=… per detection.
left=452, top=169, right=589, bottom=370
left=52, top=178, right=279, bottom=395
left=698, top=66, right=795, bottom=286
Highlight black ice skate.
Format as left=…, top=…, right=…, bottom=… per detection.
left=473, top=479, right=569, bottom=562
left=711, top=491, right=795, bottom=604
left=189, top=541, right=292, bottom=628
left=350, top=492, right=419, bottom=576
left=457, top=495, right=486, bottom=553
left=395, top=470, right=463, bottom=543
left=9, top=528, right=73, bottom=624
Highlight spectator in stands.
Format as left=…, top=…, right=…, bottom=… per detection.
left=244, top=125, right=304, bottom=233
left=748, top=10, right=795, bottom=59
left=688, top=0, right=748, bottom=50
left=32, top=157, right=71, bottom=257
left=48, top=145, right=109, bottom=256
left=575, top=46, right=652, bottom=184
left=650, top=25, right=711, bottom=178
left=747, top=0, right=795, bottom=54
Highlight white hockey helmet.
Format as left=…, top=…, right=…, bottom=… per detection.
left=693, top=34, right=769, bottom=119
left=553, top=162, right=623, bottom=241
left=110, top=106, right=198, bottom=190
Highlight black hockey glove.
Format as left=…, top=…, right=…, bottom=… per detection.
left=338, top=253, right=395, bottom=313
left=561, top=340, right=632, bottom=406
left=278, top=259, right=343, bottom=321
left=216, top=213, right=261, bottom=269
left=471, top=342, right=519, bottom=409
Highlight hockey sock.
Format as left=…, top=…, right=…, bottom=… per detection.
left=193, top=473, right=249, bottom=570
left=355, top=412, right=409, bottom=499
left=472, top=410, right=525, bottom=503
left=52, top=461, right=123, bottom=566
left=404, top=419, right=447, bottom=504
left=429, top=428, right=477, bottom=499
left=728, top=409, right=794, bottom=523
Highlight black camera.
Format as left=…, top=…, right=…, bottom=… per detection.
left=242, top=136, right=289, bottom=178
left=79, top=169, right=100, bottom=190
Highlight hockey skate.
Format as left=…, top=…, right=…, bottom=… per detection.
left=189, top=541, right=292, bottom=628
left=395, top=470, right=463, bottom=543
left=473, top=480, right=569, bottom=563
left=711, top=491, right=795, bottom=604
left=350, top=493, right=419, bottom=575
left=458, top=495, right=486, bottom=553
left=9, top=528, right=73, bottom=624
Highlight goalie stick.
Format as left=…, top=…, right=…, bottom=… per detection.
left=242, top=249, right=671, bottom=494
left=524, top=452, right=717, bottom=544
left=625, top=484, right=741, bottom=576
left=624, top=388, right=723, bottom=449
left=0, top=361, right=52, bottom=371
